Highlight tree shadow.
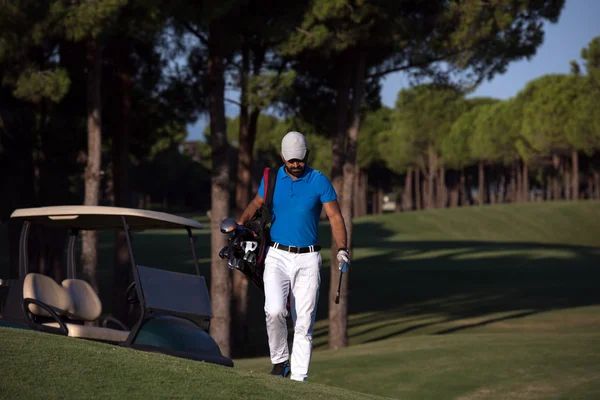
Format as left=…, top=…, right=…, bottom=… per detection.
left=189, top=219, right=600, bottom=357
left=4, top=218, right=598, bottom=359
left=303, top=221, right=600, bottom=350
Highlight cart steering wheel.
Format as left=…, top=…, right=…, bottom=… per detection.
left=125, top=281, right=139, bottom=304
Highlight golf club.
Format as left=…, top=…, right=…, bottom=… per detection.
left=220, top=217, right=239, bottom=233
left=335, top=261, right=347, bottom=304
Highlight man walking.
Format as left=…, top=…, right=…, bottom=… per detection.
left=237, top=131, right=350, bottom=382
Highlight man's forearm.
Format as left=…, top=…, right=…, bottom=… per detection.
left=238, top=198, right=261, bottom=225
left=329, top=214, right=347, bottom=250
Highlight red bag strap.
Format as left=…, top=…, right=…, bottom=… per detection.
left=263, top=167, right=270, bottom=199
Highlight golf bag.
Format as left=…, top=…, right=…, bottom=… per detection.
left=219, top=167, right=278, bottom=290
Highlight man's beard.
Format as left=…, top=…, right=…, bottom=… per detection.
left=287, top=166, right=304, bottom=177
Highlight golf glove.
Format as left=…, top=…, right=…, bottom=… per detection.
left=337, top=249, right=350, bottom=273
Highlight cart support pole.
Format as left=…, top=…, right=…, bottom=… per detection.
left=67, top=229, right=78, bottom=279
left=121, top=216, right=147, bottom=347
left=186, top=227, right=202, bottom=276
left=121, top=216, right=142, bottom=304
left=18, top=221, right=31, bottom=278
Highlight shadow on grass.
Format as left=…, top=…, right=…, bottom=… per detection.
left=97, top=220, right=600, bottom=358
left=303, top=222, right=600, bottom=351
left=3, top=219, right=598, bottom=359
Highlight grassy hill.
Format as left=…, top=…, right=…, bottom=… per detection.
left=0, top=327, right=389, bottom=400
left=1, top=201, right=600, bottom=399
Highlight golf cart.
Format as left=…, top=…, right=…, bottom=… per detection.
left=0, top=205, right=233, bottom=368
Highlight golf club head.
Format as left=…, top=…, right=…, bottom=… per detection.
left=220, top=217, right=239, bottom=234
left=228, top=257, right=242, bottom=271
left=218, top=245, right=230, bottom=260
left=243, top=251, right=257, bottom=266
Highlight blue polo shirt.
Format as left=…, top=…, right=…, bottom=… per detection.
left=257, top=165, right=337, bottom=247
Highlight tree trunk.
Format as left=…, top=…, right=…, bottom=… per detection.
left=438, top=166, right=446, bottom=208
left=81, top=39, right=102, bottom=294
left=522, top=161, right=529, bottom=202
left=498, top=173, right=506, bottom=204
left=572, top=151, right=579, bottom=200
left=330, top=50, right=352, bottom=204
left=426, top=150, right=437, bottom=209
left=232, top=40, right=251, bottom=358
left=449, top=187, right=459, bottom=207
left=235, top=42, right=250, bottom=220
left=372, top=185, right=384, bottom=214
left=478, top=160, right=485, bottom=205
left=562, top=155, right=570, bottom=201
left=403, top=167, right=413, bottom=211
left=486, top=167, right=494, bottom=205
left=515, top=162, right=522, bottom=203
left=552, top=154, right=561, bottom=200
left=448, top=170, right=459, bottom=208
left=459, top=169, right=467, bottom=206
left=329, top=50, right=352, bottom=348
left=395, top=194, right=402, bottom=212
left=422, top=173, right=429, bottom=209
left=111, top=38, right=133, bottom=325
left=489, top=168, right=495, bottom=203
left=235, top=44, right=264, bottom=221
left=542, top=171, right=549, bottom=200
left=510, top=163, right=517, bottom=203
left=231, top=272, right=248, bottom=358
left=594, top=170, right=600, bottom=200
left=415, top=168, right=422, bottom=210
left=208, top=23, right=232, bottom=358
left=331, top=48, right=366, bottom=350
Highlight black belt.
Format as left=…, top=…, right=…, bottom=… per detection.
left=270, top=242, right=321, bottom=254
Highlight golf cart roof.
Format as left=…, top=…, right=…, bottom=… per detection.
left=10, top=205, right=204, bottom=231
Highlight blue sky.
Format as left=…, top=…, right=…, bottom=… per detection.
left=186, top=0, right=599, bottom=141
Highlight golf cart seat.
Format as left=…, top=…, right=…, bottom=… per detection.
left=23, top=273, right=73, bottom=318
left=61, top=279, right=103, bottom=321
left=23, top=273, right=130, bottom=343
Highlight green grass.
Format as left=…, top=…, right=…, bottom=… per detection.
left=2, top=200, right=600, bottom=399
left=235, top=332, right=600, bottom=400
left=233, top=201, right=600, bottom=399
left=0, top=327, right=388, bottom=400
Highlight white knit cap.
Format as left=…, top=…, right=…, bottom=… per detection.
left=281, top=131, right=308, bottom=161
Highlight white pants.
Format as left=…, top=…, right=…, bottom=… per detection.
left=263, top=246, right=321, bottom=382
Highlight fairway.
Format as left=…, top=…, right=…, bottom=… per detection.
left=1, top=201, right=600, bottom=399
left=236, top=332, right=600, bottom=400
